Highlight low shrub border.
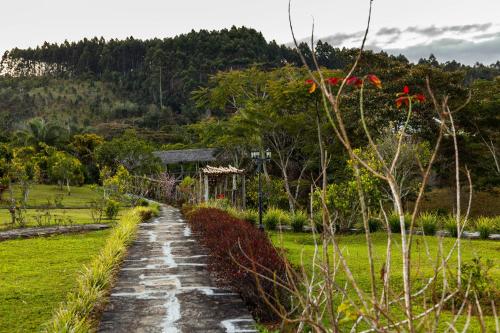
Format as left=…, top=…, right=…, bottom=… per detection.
left=45, top=206, right=157, bottom=332
left=184, top=207, right=290, bottom=323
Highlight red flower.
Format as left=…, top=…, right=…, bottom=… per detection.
left=366, top=74, right=382, bottom=89
left=346, top=76, right=363, bottom=88
left=395, top=85, right=410, bottom=108
left=395, top=85, right=426, bottom=108
left=216, top=193, right=225, bottom=199
left=326, top=77, right=341, bottom=86
left=414, top=93, right=426, bottom=103
left=305, top=79, right=317, bottom=93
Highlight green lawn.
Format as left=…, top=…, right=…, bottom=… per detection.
left=1, top=184, right=101, bottom=208
left=270, top=232, right=499, bottom=332
left=0, top=230, right=111, bottom=332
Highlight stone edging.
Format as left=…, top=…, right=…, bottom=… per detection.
left=0, top=224, right=111, bottom=242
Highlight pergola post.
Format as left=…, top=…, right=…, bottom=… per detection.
left=241, top=174, right=246, bottom=210
left=198, top=170, right=202, bottom=203
left=231, top=174, right=236, bottom=205
left=204, top=174, right=209, bottom=202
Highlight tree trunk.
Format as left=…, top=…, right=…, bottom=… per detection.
left=8, top=181, right=15, bottom=225
left=23, top=184, right=30, bottom=204
left=281, top=169, right=295, bottom=214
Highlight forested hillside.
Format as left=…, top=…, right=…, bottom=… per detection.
left=2, top=26, right=498, bottom=134
left=1, top=27, right=295, bottom=125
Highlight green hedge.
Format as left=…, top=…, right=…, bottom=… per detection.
left=45, top=206, right=157, bottom=332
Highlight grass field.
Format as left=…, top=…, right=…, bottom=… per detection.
left=0, top=230, right=111, bottom=332
left=270, top=232, right=499, bottom=332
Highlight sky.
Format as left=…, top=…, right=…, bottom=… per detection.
left=2, top=0, right=500, bottom=65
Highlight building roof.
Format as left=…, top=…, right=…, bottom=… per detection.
left=153, top=148, right=218, bottom=165
left=202, top=165, right=244, bottom=175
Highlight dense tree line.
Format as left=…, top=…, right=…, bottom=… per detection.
left=1, top=27, right=297, bottom=112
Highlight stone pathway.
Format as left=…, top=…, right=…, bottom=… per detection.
left=0, top=224, right=110, bottom=241
left=98, top=205, right=257, bottom=333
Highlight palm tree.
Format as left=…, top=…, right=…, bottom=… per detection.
left=16, top=118, right=68, bottom=148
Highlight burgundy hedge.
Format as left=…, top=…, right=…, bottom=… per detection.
left=185, top=207, right=290, bottom=322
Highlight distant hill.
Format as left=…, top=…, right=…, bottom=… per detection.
left=0, top=27, right=299, bottom=137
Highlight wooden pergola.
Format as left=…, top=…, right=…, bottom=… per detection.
left=202, top=165, right=246, bottom=209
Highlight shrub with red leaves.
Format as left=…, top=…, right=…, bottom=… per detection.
left=185, top=207, right=290, bottom=322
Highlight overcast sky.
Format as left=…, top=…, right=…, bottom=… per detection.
left=2, top=0, right=500, bottom=65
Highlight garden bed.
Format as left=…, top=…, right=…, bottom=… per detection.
left=184, top=206, right=290, bottom=323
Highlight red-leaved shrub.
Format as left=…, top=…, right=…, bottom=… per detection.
left=185, top=207, right=290, bottom=322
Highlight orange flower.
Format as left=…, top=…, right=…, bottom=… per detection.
left=366, top=74, right=382, bottom=89
left=395, top=96, right=409, bottom=108
left=305, top=79, right=317, bottom=93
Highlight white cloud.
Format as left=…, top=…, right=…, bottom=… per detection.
left=383, top=36, right=500, bottom=65
left=312, top=23, right=500, bottom=65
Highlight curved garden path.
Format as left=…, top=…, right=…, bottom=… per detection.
left=98, top=205, right=257, bottom=333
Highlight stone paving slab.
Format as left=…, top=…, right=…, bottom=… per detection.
left=98, top=206, right=257, bottom=333
left=0, top=224, right=110, bottom=241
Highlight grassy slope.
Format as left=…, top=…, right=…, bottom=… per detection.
left=0, top=209, right=129, bottom=230
left=270, top=232, right=499, bottom=332
left=0, top=185, right=129, bottom=231
left=27, top=79, right=121, bottom=128
left=2, top=184, right=101, bottom=208
left=0, top=230, right=110, bottom=332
